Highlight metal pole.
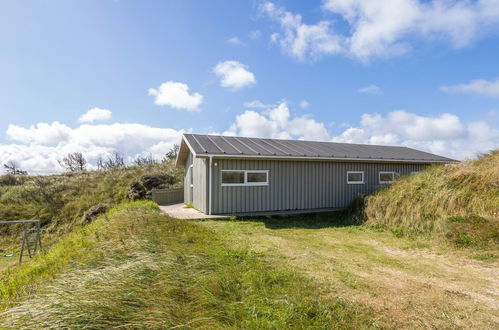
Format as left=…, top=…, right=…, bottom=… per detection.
left=19, top=223, right=27, bottom=264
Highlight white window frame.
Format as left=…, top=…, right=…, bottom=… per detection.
left=347, top=171, right=364, bottom=184
left=379, top=171, right=396, bottom=184
left=221, top=170, right=269, bottom=187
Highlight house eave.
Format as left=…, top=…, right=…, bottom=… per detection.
left=193, top=153, right=455, bottom=164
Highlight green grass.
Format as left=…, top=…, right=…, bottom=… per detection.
left=200, top=214, right=499, bottom=329
left=0, top=202, right=376, bottom=329
left=362, top=150, right=499, bottom=247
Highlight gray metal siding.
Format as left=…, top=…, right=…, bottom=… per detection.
left=192, top=157, right=208, bottom=213
left=183, top=152, right=193, bottom=203
left=211, top=159, right=429, bottom=214
left=152, top=188, right=184, bottom=205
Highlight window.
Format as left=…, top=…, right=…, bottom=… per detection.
left=379, top=171, right=396, bottom=184
left=347, top=171, right=364, bottom=184
left=221, top=170, right=269, bottom=186
left=221, top=171, right=245, bottom=184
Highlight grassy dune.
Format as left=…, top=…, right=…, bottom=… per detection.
left=364, top=151, right=499, bottom=248
left=1, top=202, right=375, bottom=329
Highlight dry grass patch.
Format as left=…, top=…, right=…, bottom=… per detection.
left=202, top=215, right=499, bottom=329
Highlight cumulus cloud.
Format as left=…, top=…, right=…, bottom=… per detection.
left=259, top=2, right=344, bottom=61
left=440, top=78, right=499, bottom=98
left=332, top=110, right=497, bottom=160
left=148, top=81, right=203, bottom=111
left=358, top=85, right=382, bottom=95
left=224, top=102, right=330, bottom=141
left=78, top=108, right=112, bottom=123
left=2, top=122, right=184, bottom=174
left=260, top=1, right=499, bottom=61
left=224, top=103, right=497, bottom=160
left=213, top=61, right=256, bottom=90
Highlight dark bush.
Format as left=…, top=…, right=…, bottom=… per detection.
left=126, top=180, right=147, bottom=201
left=0, top=174, right=19, bottom=186
left=140, top=174, right=175, bottom=190
left=83, top=204, right=108, bottom=223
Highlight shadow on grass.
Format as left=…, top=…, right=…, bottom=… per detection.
left=210, top=211, right=362, bottom=230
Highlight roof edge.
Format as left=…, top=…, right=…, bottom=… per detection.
left=194, top=153, right=456, bottom=164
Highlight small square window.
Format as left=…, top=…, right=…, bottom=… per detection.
left=347, top=171, right=364, bottom=184
left=379, top=172, right=396, bottom=184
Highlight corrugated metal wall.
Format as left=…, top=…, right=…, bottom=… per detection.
left=192, top=156, right=208, bottom=213
left=211, top=159, right=429, bottom=214
left=183, top=152, right=192, bottom=203
left=152, top=188, right=184, bottom=205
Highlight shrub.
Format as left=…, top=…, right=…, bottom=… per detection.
left=83, top=204, right=109, bottom=223
left=0, top=175, right=19, bottom=186
left=126, top=181, right=147, bottom=201
left=140, top=174, right=175, bottom=190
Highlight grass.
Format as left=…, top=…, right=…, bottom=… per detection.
left=0, top=161, right=182, bottom=260
left=0, top=202, right=376, bottom=329
left=201, top=213, right=499, bottom=329
left=363, top=150, right=499, bottom=247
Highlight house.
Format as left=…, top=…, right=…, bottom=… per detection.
left=175, top=134, right=454, bottom=215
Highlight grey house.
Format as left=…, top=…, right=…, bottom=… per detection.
left=175, top=134, right=454, bottom=215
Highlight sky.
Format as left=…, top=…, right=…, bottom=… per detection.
left=0, top=0, right=498, bottom=174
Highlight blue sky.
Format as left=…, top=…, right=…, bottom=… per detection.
left=0, top=0, right=498, bottom=173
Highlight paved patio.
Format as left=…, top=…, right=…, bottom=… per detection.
left=159, top=203, right=230, bottom=220
left=160, top=203, right=343, bottom=219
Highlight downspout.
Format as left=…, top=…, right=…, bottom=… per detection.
left=208, top=156, right=213, bottom=215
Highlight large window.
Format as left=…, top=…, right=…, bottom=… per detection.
left=379, top=171, right=396, bottom=184
left=347, top=171, right=364, bottom=184
left=221, top=170, right=269, bottom=186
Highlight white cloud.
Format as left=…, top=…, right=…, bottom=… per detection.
left=358, top=85, right=382, bottom=95
left=332, top=110, right=497, bottom=160
left=440, top=78, right=499, bottom=98
left=227, top=37, right=246, bottom=46
left=260, top=1, right=499, bottom=61
left=260, top=2, right=344, bottom=61
left=78, top=108, right=112, bottom=123
left=243, top=100, right=274, bottom=109
left=6, top=122, right=72, bottom=145
left=213, top=61, right=256, bottom=90
left=225, top=104, right=497, bottom=160
left=299, top=100, right=310, bottom=109
left=148, top=81, right=203, bottom=111
left=2, top=122, right=184, bottom=174
left=224, top=102, right=330, bottom=141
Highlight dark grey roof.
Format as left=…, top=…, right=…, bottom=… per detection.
left=179, top=134, right=455, bottom=164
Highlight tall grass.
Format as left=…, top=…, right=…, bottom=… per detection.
left=364, top=151, right=499, bottom=247
left=0, top=162, right=182, bottom=249
left=1, top=202, right=375, bottom=329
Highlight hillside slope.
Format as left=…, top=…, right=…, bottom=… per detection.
left=364, top=151, right=498, bottom=247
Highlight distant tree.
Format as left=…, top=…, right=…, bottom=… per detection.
left=97, top=152, right=126, bottom=170
left=96, top=155, right=105, bottom=170
left=134, top=154, right=155, bottom=166
left=3, top=160, right=28, bottom=175
left=58, top=152, right=87, bottom=172
left=165, top=144, right=180, bottom=161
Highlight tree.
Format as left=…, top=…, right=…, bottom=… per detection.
left=165, top=144, right=179, bottom=161
left=134, top=154, right=155, bottom=166
left=104, top=152, right=126, bottom=169
left=58, top=152, right=87, bottom=172
left=3, top=160, right=28, bottom=175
